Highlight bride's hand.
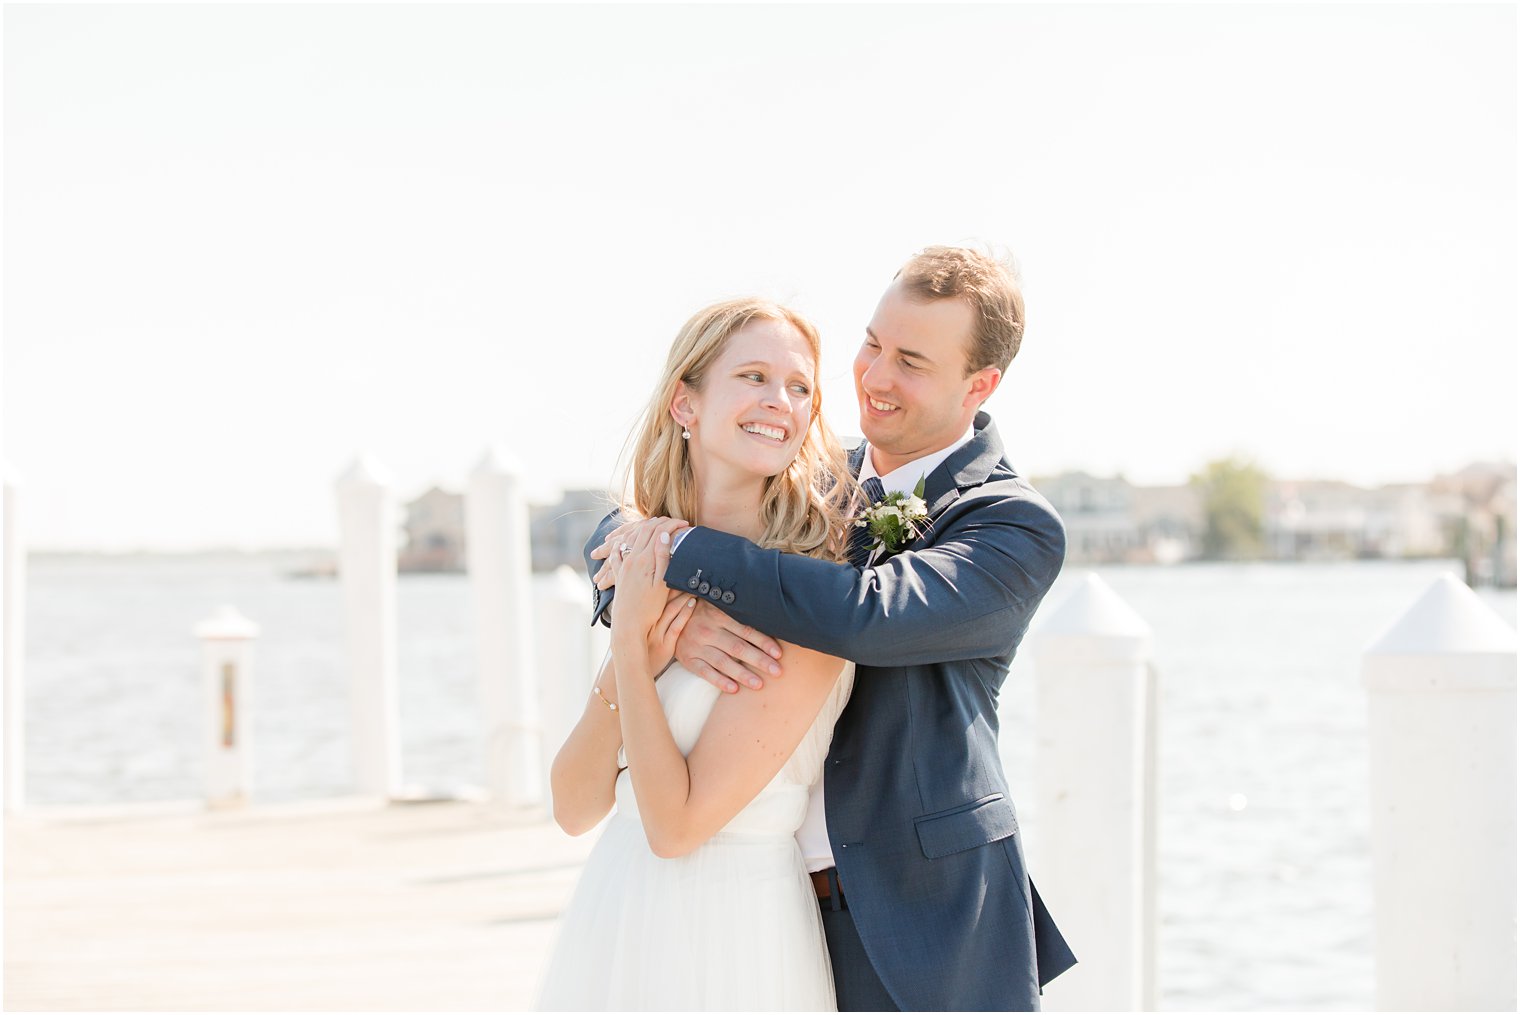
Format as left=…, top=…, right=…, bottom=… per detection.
left=612, top=518, right=697, bottom=672
left=593, top=516, right=690, bottom=590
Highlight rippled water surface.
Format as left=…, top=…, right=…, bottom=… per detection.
left=19, top=554, right=1516, bottom=1010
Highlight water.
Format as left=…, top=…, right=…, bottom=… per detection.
left=23, top=553, right=482, bottom=805
left=18, top=554, right=1516, bottom=1010
left=1002, top=562, right=1515, bottom=1011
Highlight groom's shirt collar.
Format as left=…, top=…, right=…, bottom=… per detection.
left=859, top=422, right=976, bottom=498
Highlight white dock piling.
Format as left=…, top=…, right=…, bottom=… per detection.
left=1363, top=573, right=1516, bottom=1011
left=3, top=467, right=25, bottom=813
left=466, top=448, right=540, bottom=807
left=194, top=606, right=261, bottom=807
left=1031, top=573, right=1157, bottom=1012
left=335, top=455, right=401, bottom=800
left=534, top=566, right=597, bottom=807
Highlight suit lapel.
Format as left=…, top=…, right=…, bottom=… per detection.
left=906, top=411, right=1007, bottom=551
left=846, top=415, right=1009, bottom=562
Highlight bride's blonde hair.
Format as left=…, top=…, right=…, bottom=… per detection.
left=622, top=298, right=853, bottom=562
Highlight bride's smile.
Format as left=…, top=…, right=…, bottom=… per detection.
left=674, top=316, right=816, bottom=494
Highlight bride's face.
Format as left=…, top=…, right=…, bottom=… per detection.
left=678, top=318, right=815, bottom=482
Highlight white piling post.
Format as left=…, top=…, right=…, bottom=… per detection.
left=466, top=447, right=540, bottom=807
left=3, top=467, right=25, bottom=813
left=1030, top=573, right=1156, bottom=1012
left=1363, top=573, right=1516, bottom=1011
left=194, top=606, right=260, bottom=807
left=335, top=454, right=401, bottom=800
left=534, top=566, right=596, bottom=807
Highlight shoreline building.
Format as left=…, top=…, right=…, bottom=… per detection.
left=397, top=464, right=1515, bottom=585
left=398, top=486, right=612, bottom=575
left=1033, top=472, right=1201, bottom=565
left=398, top=486, right=466, bottom=572
left=1033, top=463, right=1514, bottom=585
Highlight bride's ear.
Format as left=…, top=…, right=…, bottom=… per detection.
left=669, top=383, right=697, bottom=429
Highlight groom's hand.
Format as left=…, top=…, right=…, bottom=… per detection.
left=675, top=602, right=784, bottom=694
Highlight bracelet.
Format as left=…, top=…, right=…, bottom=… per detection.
left=593, top=685, right=618, bottom=712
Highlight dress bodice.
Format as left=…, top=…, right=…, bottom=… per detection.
left=613, top=661, right=854, bottom=839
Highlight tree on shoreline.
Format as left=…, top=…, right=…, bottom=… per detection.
left=1191, top=457, right=1268, bottom=559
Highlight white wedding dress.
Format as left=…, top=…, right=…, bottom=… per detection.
left=536, top=660, right=855, bottom=1012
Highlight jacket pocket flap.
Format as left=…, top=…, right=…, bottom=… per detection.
left=914, top=794, right=1018, bottom=859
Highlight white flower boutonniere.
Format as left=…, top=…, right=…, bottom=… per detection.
left=856, top=477, right=930, bottom=557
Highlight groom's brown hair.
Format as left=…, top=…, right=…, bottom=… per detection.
left=895, top=246, right=1025, bottom=376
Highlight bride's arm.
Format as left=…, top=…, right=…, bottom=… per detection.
left=548, top=651, right=625, bottom=836
left=550, top=518, right=697, bottom=835
left=617, top=631, right=843, bottom=859
left=612, top=518, right=846, bottom=858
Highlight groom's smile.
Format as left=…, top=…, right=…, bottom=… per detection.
left=853, top=279, right=990, bottom=476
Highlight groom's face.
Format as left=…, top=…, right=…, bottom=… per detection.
left=853, top=280, right=981, bottom=470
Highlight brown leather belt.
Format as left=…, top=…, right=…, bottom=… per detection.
left=810, top=869, right=844, bottom=903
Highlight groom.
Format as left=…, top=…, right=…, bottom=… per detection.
left=588, top=246, right=1075, bottom=1011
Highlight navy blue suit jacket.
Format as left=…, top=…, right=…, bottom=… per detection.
left=586, top=411, right=1076, bottom=1011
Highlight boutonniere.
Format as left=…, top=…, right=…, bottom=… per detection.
left=856, top=477, right=930, bottom=557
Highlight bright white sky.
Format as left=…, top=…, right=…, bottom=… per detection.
left=3, top=4, right=1515, bottom=551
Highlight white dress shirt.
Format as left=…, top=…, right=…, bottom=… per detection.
left=797, top=422, right=977, bottom=872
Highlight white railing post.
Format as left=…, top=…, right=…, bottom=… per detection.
left=534, top=566, right=596, bottom=808
left=1363, top=573, right=1516, bottom=1011
left=194, top=606, right=261, bottom=807
left=3, top=467, right=25, bottom=813
left=335, top=454, right=401, bottom=800
left=1031, top=573, right=1157, bottom=1012
left=466, top=448, right=540, bottom=807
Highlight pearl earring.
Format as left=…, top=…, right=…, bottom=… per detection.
left=681, top=427, right=692, bottom=440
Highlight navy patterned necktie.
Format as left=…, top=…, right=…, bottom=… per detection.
left=849, top=476, right=888, bottom=567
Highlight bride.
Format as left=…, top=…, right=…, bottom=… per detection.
left=536, top=298, right=857, bottom=1011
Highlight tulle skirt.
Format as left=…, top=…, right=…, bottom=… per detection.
left=536, top=813, right=836, bottom=1011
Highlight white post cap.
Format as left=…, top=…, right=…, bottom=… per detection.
left=194, top=605, right=261, bottom=641
left=472, top=445, right=523, bottom=478
left=1365, top=573, right=1517, bottom=655
left=1032, top=573, right=1152, bottom=662
left=1037, top=572, right=1152, bottom=637
left=336, top=452, right=393, bottom=489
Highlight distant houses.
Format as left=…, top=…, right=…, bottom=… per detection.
left=397, top=486, right=466, bottom=572
left=527, top=489, right=619, bottom=574
left=398, top=486, right=612, bottom=575
left=1263, top=480, right=1455, bottom=560
left=1033, top=472, right=1147, bottom=563
left=1034, top=461, right=1516, bottom=585
left=397, top=461, right=1518, bottom=587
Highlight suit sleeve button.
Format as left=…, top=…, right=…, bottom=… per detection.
left=708, top=587, right=722, bottom=600
left=687, top=576, right=701, bottom=590
left=698, top=581, right=710, bottom=594
left=721, top=590, right=735, bottom=604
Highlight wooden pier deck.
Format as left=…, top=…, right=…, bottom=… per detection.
left=4, top=797, right=596, bottom=1011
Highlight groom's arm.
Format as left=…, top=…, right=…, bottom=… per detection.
left=584, top=510, right=623, bottom=628
left=665, top=491, right=1065, bottom=668
left=583, top=511, right=783, bottom=691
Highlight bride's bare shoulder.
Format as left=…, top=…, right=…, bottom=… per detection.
left=775, top=641, right=849, bottom=685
